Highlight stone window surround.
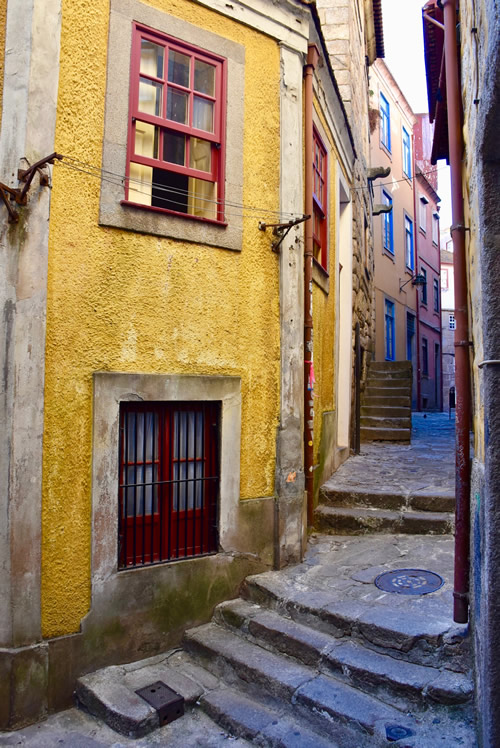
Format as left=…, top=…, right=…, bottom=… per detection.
left=91, top=372, right=241, bottom=587
left=99, top=0, right=245, bottom=251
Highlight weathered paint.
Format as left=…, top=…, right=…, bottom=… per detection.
left=312, top=98, right=339, bottom=498
left=42, top=0, right=281, bottom=637
left=0, top=0, right=6, bottom=126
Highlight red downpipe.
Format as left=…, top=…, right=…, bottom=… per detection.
left=442, top=0, right=472, bottom=623
left=304, top=45, right=319, bottom=526
left=412, top=133, right=422, bottom=412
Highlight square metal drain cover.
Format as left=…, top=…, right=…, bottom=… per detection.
left=136, top=681, right=184, bottom=726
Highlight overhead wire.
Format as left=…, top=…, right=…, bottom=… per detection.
left=55, top=156, right=306, bottom=221
left=55, top=153, right=448, bottom=219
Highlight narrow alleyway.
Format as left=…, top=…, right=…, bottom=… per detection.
left=0, top=413, right=475, bottom=747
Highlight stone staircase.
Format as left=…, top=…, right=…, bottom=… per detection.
left=315, top=481, right=455, bottom=536
left=75, top=565, right=474, bottom=747
left=361, top=361, right=412, bottom=443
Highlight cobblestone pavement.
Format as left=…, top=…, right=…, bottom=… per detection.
left=1, top=412, right=470, bottom=747
left=325, top=411, right=456, bottom=500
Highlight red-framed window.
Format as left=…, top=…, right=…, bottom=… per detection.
left=125, top=23, right=226, bottom=223
left=312, top=128, right=328, bottom=270
left=118, top=401, right=220, bottom=569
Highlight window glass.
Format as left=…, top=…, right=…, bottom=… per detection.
left=168, top=50, right=190, bottom=87
left=139, top=78, right=162, bottom=116
left=140, top=40, right=164, bottom=78
left=167, top=88, right=188, bottom=124
left=190, top=137, right=212, bottom=172
left=193, top=96, right=214, bottom=132
left=129, top=162, right=153, bottom=205
left=194, top=60, right=215, bottom=95
left=135, top=122, right=159, bottom=159
left=164, top=130, right=186, bottom=165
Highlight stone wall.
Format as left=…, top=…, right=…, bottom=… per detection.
left=316, top=0, right=376, bottom=441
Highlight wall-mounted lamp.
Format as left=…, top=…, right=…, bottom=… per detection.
left=399, top=273, right=426, bottom=292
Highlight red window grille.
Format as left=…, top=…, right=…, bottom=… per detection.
left=125, top=23, right=226, bottom=223
left=118, top=401, right=220, bottom=569
left=312, top=128, right=328, bottom=270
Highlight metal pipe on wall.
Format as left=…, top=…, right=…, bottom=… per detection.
left=304, top=45, right=319, bottom=526
left=442, top=0, right=472, bottom=624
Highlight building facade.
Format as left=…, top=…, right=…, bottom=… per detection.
left=369, top=60, right=418, bottom=403
left=413, top=113, right=442, bottom=411
left=0, top=0, right=383, bottom=729
left=440, top=245, right=455, bottom=411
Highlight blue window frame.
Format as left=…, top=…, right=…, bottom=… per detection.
left=402, top=127, right=412, bottom=177
left=405, top=215, right=414, bottom=270
left=382, top=191, right=393, bottom=253
left=380, top=92, right=391, bottom=151
left=385, top=299, right=395, bottom=361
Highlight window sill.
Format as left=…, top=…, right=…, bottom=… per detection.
left=383, top=248, right=395, bottom=262
left=380, top=142, right=392, bottom=159
left=121, top=200, right=228, bottom=228
left=312, top=258, right=330, bottom=294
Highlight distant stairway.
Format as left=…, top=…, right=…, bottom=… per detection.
left=361, top=360, right=412, bottom=443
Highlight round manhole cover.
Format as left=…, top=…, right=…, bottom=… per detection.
left=374, top=568, right=444, bottom=595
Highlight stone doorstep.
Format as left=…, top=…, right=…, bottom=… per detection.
left=242, top=573, right=468, bottom=670
left=360, top=427, right=411, bottom=442
left=214, top=599, right=473, bottom=708
left=314, top=505, right=454, bottom=535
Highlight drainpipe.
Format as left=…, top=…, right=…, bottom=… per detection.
left=304, top=45, right=319, bottom=526
left=442, top=0, right=472, bottom=624
left=412, top=134, right=422, bottom=412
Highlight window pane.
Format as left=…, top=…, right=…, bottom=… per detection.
left=193, top=96, right=214, bottom=132
left=187, top=177, right=217, bottom=219
left=138, top=77, right=162, bottom=116
left=140, top=40, right=164, bottom=78
left=194, top=60, right=215, bottom=95
left=167, top=88, right=188, bottom=124
left=129, top=162, right=152, bottom=205
left=135, top=121, right=159, bottom=159
left=189, top=137, right=212, bottom=173
left=164, top=130, right=186, bottom=165
left=168, top=50, right=190, bottom=88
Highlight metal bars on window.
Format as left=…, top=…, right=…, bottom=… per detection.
left=118, top=401, right=219, bottom=569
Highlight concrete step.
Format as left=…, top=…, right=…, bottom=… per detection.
left=361, top=426, right=411, bottom=442
left=314, top=505, right=454, bottom=536
left=365, top=385, right=411, bottom=397
left=75, top=650, right=220, bottom=738
left=201, top=688, right=338, bottom=748
left=215, top=599, right=473, bottom=708
left=242, top=572, right=469, bottom=670
left=364, top=394, right=412, bottom=407
left=369, top=361, right=412, bottom=373
left=319, top=485, right=455, bottom=513
left=360, top=416, right=411, bottom=429
left=184, top=622, right=412, bottom=743
left=361, top=405, right=411, bottom=418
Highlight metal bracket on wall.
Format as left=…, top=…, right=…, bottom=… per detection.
left=258, top=215, right=310, bottom=254
left=0, top=152, right=63, bottom=223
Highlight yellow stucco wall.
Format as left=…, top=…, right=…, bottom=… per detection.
left=312, top=99, right=337, bottom=469
left=42, top=0, right=281, bottom=637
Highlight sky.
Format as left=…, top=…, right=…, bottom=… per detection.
left=381, top=0, right=452, bottom=229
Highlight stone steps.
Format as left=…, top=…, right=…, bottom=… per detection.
left=361, top=405, right=411, bottom=417
left=184, top=622, right=411, bottom=745
left=360, top=426, right=411, bottom=442
left=319, top=484, right=455, bottom=513
left=314, top=505, right=454, bottom=535
left=74, top=560, right=472, bottom=746
left=360, top=416, right=411, bottom=429
left=242, top=572, right=469, bottom=671
left=214, top=599, right=472, bottom=709
left=364, top=394, right=412, bottom=407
